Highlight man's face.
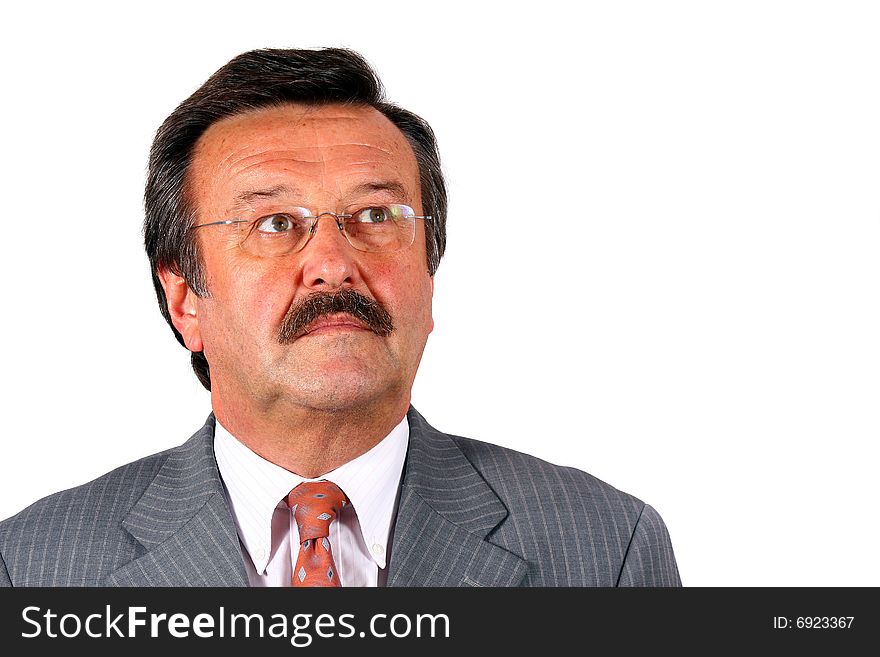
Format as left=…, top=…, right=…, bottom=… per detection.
left=175, top=103, right=434, bottom=416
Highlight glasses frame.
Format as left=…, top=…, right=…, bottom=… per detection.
left=189, top=205, right=432, bottom=256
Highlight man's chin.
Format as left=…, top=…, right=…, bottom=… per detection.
left=288, top=384, right=393, bottom=414
left=278, top=362, right=396, bottom=407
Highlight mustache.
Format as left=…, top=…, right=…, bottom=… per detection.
left=278, top=289, right=395, bottom=343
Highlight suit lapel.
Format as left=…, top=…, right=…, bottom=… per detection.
left=387, top=408, right=528, bottom=587
left=105, top=409, right=527, bottom=587
left=105, top=416, right=248, bottom=586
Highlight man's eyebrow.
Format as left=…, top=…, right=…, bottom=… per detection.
left=233, top=184, right=298, bottom=206
left=348, top=181, right=410, bottom=199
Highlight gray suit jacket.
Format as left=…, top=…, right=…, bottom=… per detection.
left=0, top=407, right=681, bottom=586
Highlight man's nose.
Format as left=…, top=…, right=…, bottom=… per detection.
left=300, top=214, right=357, bottom=290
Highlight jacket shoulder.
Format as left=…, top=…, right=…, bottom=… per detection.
left=449, top=433, right=645, bottom=516
left=446, top=433, right=680, bottom=586
left=0, top=446, right=174, bottom=586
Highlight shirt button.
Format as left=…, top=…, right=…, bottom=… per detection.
left=372, top=543, right=384, bottom=556
left=254, top=547, right=266, bottom=561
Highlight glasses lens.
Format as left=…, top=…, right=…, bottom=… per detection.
left=344, top=204, right=416, bottom=252
left=240, top=208, right=312, bottom=256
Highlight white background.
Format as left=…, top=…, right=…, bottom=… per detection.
left=1, top=0, right=877, bottom=586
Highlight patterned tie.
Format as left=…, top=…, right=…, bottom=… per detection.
left=286, top=480, right=349, bottom=587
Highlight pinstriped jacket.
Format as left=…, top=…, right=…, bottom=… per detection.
left=0, top=407, right=681, bottom=587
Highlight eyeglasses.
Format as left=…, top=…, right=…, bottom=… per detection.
left=190, top=204, right=431, bottom=257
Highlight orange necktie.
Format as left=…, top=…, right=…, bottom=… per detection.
left=286, top=481, right=349, bottom=587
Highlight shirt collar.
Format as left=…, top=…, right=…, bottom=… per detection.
left=213, top=415, right=409, bottom=574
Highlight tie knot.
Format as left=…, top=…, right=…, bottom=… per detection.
left=286, top=480, right=349, bottom=542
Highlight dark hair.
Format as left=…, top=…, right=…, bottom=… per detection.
left=143, top=48, right=447, bottom=390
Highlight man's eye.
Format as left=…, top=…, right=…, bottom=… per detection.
left=256, top=214, right=295, bottom=233
left=355, top=207, right=390, bottom=224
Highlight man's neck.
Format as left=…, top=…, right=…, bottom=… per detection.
left=211, top=395, right=410, bottom=478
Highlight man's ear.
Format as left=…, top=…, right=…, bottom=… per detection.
left=429, top=276, right=435, bottom=333
left=157, top=266, right=203, bottom=352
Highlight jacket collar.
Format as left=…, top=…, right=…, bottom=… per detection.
left=107, top=408, right=527, bottom=587
left=106, top=415, right=248, bottom=586
left=386, top=408, right=528, bottom=587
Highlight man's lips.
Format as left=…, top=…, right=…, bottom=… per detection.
left=298, top=314, right=373, bottom=337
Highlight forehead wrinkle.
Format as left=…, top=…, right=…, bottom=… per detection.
left=222, top=142, right=398, bottom=169
left=216, top=143, right=258, bottom=169
left=197, top=107, right=421, bottom=211
left=309, top=117, right=330, bottom=202
left=296, top=111, right=400, bottom=155
left=202, top=103, right=407, bottom=163
left=313, top=141, right=396, bottom=157
left=222, top=151, right=324, bottom=174
left=234, top=157, right=324, bottom=176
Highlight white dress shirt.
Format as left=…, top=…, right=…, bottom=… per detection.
left=213, top=416, right=409, bottom=587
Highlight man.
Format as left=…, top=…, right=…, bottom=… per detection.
left=0, top=48, right=680, bottom=587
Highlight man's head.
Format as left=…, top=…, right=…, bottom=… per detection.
left=144, top=49, right=445, bottom=417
